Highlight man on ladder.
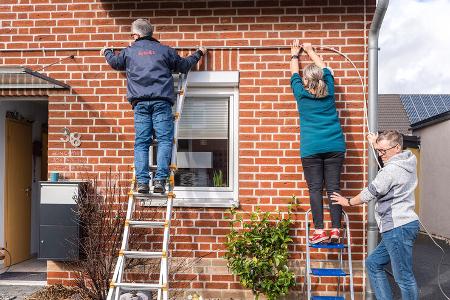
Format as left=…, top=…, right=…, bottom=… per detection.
left=101, top=18, right=206, bottom=194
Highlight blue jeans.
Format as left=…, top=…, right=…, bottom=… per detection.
left=366, top=220, right=419, bottom=300
left=134, top=100, right=174, bottom=184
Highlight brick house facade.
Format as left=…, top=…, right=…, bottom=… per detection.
left=1, top=0, right=375, bottom=298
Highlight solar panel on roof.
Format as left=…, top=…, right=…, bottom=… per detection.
left=440, top=95, right=450, bottom=110
left=430, top=95, right=447, bottom=114
left=399, top=94, right=450, bottom=125
left=411, top=95, right=429, bottom=120
left=424, top=95, right=439, bottom=116
left=400, top=95, right=420, bottom=124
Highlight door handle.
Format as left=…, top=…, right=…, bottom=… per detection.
left=25, top=187, right=31, bottom=197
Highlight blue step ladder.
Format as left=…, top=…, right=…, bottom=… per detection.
left=305, top=209, right=355, bottom=300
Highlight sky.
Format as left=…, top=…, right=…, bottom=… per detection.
left=379, top=0, right=450, bottom=94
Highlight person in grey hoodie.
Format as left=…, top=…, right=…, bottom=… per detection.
left=331, top=130, right=419, bottom=300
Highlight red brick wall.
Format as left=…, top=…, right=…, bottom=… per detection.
left=1, top=0, right=375, bottom=297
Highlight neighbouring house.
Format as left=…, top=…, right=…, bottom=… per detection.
left=379, top=94, right=450, bottom=240
left=0, top=1, right=377, bottom=298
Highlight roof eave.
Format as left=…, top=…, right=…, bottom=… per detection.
left=411, top=111, right=450, bottom=130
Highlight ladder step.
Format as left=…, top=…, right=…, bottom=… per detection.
left=133, top=192, right=168, bottom=200
left=122, top=250, right=163, bottom=259
left=149, top=165, right=177, bottom=171
left=310, top=243, right=346, bottom=249
left=311, top=268, right=347, bottom=277
left=311, top=296, right=345, bottom=300
left=127, top=220, right=166, bottom=228
left=111, top=282, right=164, bottom=290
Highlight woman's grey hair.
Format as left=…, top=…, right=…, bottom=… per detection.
left=303, top=64, right=328, bottom=98
left=131, top=19, right=153, bottom=37
left=377, top=130, right=403, bottom=148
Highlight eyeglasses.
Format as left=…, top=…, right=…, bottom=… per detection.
left=375, top=144, right=398, bottom=156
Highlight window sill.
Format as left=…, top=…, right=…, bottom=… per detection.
left=139, top=189, right=238, bottom=208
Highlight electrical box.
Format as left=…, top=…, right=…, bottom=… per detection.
left=39, top=182, right=83, bottom=261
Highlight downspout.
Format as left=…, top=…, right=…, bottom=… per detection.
left=367, top=0, right=389, bottom=299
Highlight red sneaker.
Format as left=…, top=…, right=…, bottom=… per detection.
left=330, top=228, right=340, bottom=243
left=310, top=230, right=328, bottom=244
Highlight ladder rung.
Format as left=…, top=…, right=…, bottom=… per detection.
left=111, top=282, right=164, bottom=290
left=133, top=192, right=169, bottom=200
left=310, top=243, right=346, bottom=249
left=127, top=220, right=166, bottom=228
left=311, top=296, right=345, bottom=300
left=122, top=250, right=163, bottom=259
left=139, top=199, right=169, bottom=207
left=311, top=268, right=347, bottom=277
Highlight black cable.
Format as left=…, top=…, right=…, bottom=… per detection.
left=418, top=223, right=450, bottom=300
left=33, top=55, right=75, bottom=72
left=382, top=231, right=449, bottom=299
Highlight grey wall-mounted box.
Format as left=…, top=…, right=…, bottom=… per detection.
left=39, top=182, right=83, bottom=261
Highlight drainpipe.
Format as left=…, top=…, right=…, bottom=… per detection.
left=367, top=0, right=389, bottom=299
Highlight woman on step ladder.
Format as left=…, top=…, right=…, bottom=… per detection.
left=289, top=39, right=346, bottom=244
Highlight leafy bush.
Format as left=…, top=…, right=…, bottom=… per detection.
left=225, top=199, right=297, bottom=300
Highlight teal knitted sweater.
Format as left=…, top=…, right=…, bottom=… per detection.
left=290, top=68, right=346, bottom=158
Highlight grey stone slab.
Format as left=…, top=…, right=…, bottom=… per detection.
left=0, top=285, right=42, bottom=300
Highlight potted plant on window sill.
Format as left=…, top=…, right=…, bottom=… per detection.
left=213, top=169, right=225, bottom=187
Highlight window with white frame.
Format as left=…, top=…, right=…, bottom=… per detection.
left=150, top=71, right=239, bottom=208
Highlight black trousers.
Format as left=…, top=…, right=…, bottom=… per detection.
left=301, top=151, right=345, bottom=229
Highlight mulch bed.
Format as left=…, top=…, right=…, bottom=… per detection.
left=26, top=285, right=91, bottom=300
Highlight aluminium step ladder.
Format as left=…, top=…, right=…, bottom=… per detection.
left=305, top=209, right=355, bottom=300
left=107, top=72, right=191, bottom=300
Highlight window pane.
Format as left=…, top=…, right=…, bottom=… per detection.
left=176, top=139, right=229, bottom=187
left=153, top=97, right=230, bottom=188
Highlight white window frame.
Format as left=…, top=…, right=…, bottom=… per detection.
left=155, top=71, right=239, bottom=208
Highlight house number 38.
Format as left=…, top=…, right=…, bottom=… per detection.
left=61, top=127, right=82, bottom=147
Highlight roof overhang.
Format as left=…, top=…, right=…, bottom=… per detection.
left=411, top=111, right=450, bottom=130
left=0, top=66, right=70, bottom=89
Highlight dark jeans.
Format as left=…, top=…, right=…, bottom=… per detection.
left=366, top=220, right=419, bottom=300
left=301, top=151, right=345, bottom=229
left=134, top=100, right=174, bottom=184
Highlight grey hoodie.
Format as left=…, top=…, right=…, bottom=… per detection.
left=361, top=150, right=419, bottom=233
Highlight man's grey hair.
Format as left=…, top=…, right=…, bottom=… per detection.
left=131, top=19, right=153, bottom=37
left=377, top=130, right=403, bottom=148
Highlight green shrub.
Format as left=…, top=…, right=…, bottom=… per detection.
left=225, top=198, right=297, bottom=300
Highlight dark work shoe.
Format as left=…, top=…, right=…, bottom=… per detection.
left=153, top=179, right=166, bottom=194
left=137, top=183, right=149, bottom=194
